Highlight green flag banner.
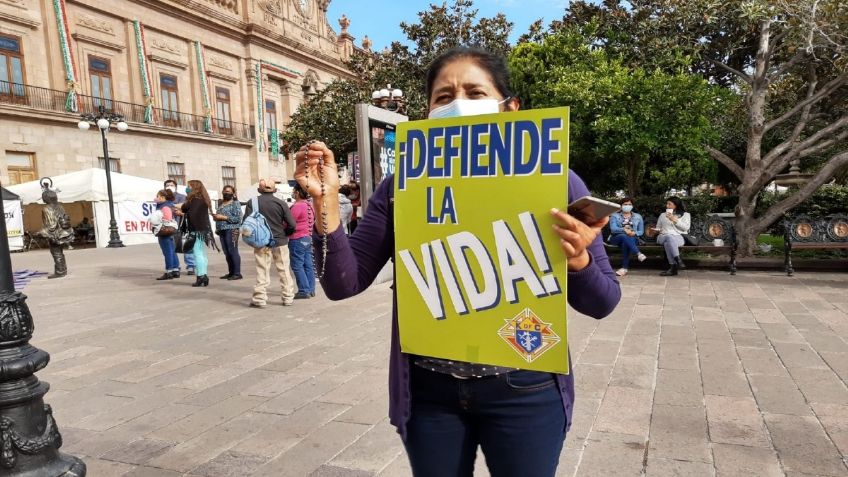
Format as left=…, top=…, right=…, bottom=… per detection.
left=394, top=107, right=571, bottom=374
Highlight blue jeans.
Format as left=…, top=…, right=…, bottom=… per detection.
left=404, top=366, right=566, bottom=477
left=657, top=234, right=685, bottom=264
left=158, top=236, right=179, bottom=271
left=219, top=229, right=241, bottom=276
left=608, top=233, right=641, bottom=269
left=289, top=237, right=315, bottom=294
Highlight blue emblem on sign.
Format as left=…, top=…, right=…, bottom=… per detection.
left=517, top=329, right=542, bottom=353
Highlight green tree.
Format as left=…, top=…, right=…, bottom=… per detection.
left=509, top=27, right=725, bottom=197
left=283, top=0, right=513, bottom=156
left=556, top=0, right=848, bottom=256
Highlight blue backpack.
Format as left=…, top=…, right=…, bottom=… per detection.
left=241, top=197, right=274, bottom=249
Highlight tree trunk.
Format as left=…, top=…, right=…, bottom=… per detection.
left=734, top=198, right=764, bottom=257
left=625, top=156, right=641, bottom=198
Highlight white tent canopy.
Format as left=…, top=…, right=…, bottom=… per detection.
left=8, top=169, right=217, bottom=248
left=8, top=168, right=217, bottom=204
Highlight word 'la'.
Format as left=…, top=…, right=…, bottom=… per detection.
left=398, top=212, right=561, bottom=320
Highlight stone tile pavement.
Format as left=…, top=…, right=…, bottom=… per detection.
left=10, top=244, right=848, bottom=476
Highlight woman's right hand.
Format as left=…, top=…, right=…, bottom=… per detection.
left=293, top=140, right=342, bottom=235
left=294, top=141, right=340, bottom=200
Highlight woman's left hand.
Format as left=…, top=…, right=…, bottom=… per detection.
left=551, top=208, right=608, bottom=272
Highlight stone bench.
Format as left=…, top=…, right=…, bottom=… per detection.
left=782, top=215, right=848, bottom=276
left=604, top=215, right=738, bottom=275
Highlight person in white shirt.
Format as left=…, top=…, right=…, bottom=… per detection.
left=654, top=196, right=691, bottom=276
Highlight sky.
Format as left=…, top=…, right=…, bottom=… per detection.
left=326, top=0, right=571, bottom=51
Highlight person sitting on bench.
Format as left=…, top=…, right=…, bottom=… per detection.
left=655, top=196, right=691, bottom=277
left=608, top=197, right=646, bottom=277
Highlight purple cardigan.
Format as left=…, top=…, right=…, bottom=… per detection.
left=315, top=170, right=621, bottom=440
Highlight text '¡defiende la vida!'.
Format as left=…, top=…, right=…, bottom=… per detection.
left=396, top=116, right=567, bottom=321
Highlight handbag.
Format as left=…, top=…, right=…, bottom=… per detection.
left=683, top=234, right=700, bottom=246
left=156, top=225, right=177, bottom=238
left=175, top=214, right=196, bottom=253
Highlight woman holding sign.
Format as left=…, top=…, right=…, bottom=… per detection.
left=295, top=47, right=620, bottom=477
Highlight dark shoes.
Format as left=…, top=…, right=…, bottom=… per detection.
left=47, top=273, right=66, bottom=279
left=675, top=256, right=686, bottom=269
left=220, top=274, right=232, bottom=279
left=156, top=273, right=173, bottom=281
left=187, top=269, right=196, bottom=276
left=660, top=264, right=679, bottom=276
left=294, top=292, right=311, bottom=300
left=191, top=275, right=209, bottom=287
left=228, top=274, right=243, bottom=281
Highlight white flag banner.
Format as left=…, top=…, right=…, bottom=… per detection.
left=117, top=201, right=157, bottom=235
left=4, top=200, right=23, bottom=238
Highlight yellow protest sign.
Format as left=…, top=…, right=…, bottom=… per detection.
left=393, top=107, right=570, bottom=374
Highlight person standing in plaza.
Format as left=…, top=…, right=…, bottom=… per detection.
left=289, top=183, right=315, bottom=299
left=165, top=179, right=196, bottom=276
left=245, top=178, right=297, bottom=308
left=180, top=180, right=215, bottom=287
left=338, top=184, right=353, bottom=234
left=295, top=47, right=621, bottom=477
left=213, top=185, right=242, bottom=280
left=151, top=189, right=179, bottom=280
left=655, top=196, right=691, bottom=276
left=348, top=182, right=361, bottom=234
left=608, top=197, right=647, bottom=277
left=38, top=188, right=74, bottom=279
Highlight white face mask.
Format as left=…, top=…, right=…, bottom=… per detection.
left=166, top=185, right=176, bottom=192
left=428, top=98, right=509, bottom=119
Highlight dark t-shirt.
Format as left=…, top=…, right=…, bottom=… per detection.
left=181, top=198, right=211, bottom=233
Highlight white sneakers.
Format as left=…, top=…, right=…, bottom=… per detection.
left=616, top=268, right=628, bottom=277
left=637, top=253, right=647, bottom=262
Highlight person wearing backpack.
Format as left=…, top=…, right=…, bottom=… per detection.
left=243, top=178, right=297, bottom=308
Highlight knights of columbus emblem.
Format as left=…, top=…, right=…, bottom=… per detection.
left=498, top=308, right=561, bottom=363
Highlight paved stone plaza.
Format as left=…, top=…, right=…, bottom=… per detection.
left=10, top=244, right=848, bottom=476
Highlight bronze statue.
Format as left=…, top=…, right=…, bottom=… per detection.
left=38, top=189, right=74, bottom=279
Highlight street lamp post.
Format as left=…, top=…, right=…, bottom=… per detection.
left=0, top=179, right=87, bottom=475
left=78, top=105, right=128, bottom=248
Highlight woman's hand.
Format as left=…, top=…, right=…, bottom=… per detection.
left=294, top=140, right=342, bottom=235
left=294, top=141, right=340, bottom=200
left=551, top=208, right=607, bottom=272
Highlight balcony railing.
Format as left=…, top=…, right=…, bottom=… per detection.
left=0, top=81, right=255, bottom=142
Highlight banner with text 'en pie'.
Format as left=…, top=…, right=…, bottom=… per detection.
left=394, top=107, right=570, bottom=374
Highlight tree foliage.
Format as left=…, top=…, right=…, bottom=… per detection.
left=282, top=0, right=513, bottom=157
left=550, top=0, right=848, bottom=256
left=510, top=27, right=727, bottom=197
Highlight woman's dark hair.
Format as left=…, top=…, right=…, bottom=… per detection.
left=426, top=47, right=514, bottom=103
left=186, top=179, right=211, bottom=209
left=339, top=185, right=351, bottom=195
left=620, top=197, right=634, bottom=206
left=158, top=189, right=175, bottom=202
left=293, top=183, right=308, bottom=200
left=667, top=196, right=686, bottom=215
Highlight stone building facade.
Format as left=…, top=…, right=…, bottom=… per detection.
left=0, top=0, right=362, bottom=193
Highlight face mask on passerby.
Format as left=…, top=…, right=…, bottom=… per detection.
left=166, top=185, right=176, bottom=193
left=223, top=193, right=234, bottom=201
left=427, top=97, right=511, bottom=119
left=622, top=205, right=633, bottom=213
left=184, top=187, right=192, bottom=195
